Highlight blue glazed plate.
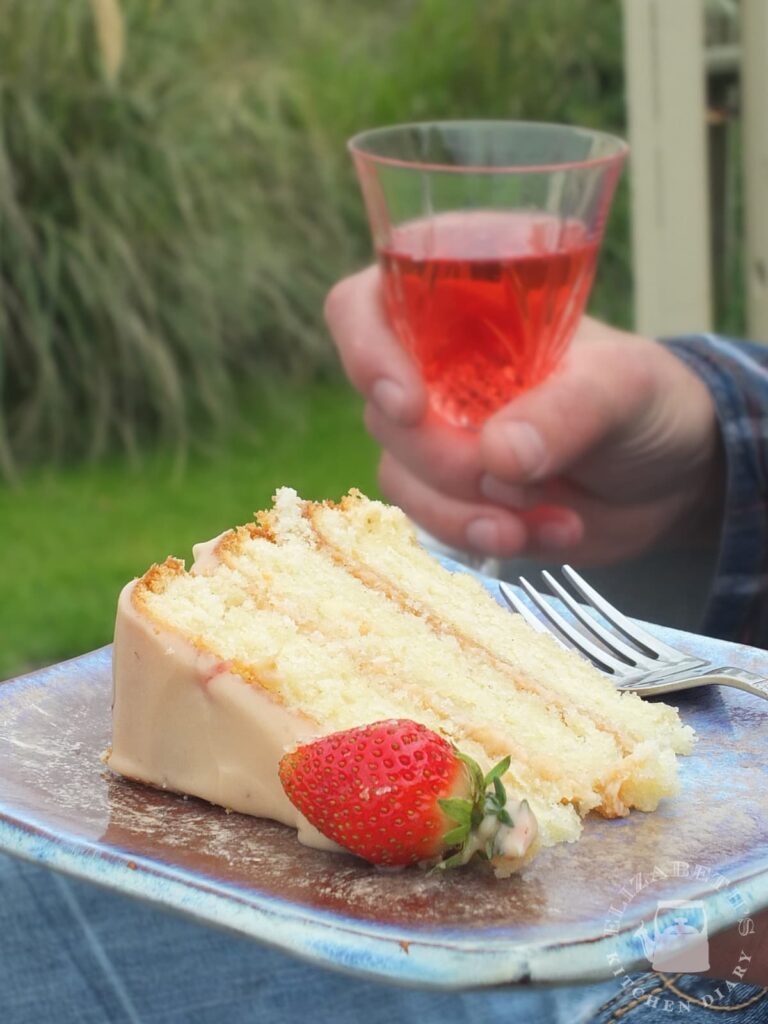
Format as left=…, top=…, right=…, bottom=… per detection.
left=0, top=574, right=767, bottom=990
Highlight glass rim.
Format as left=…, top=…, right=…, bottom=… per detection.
left=348, top=119, right=628, bottom=175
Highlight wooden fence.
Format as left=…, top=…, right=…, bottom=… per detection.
left=623, top=0, right=765, bottom=340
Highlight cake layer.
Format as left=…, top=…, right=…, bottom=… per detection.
left=109, top=488, right=695, bottom=861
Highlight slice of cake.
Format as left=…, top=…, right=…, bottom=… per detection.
left=109, top=488, right=694, bottom=866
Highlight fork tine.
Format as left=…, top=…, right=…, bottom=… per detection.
left=498, top=582, right=552, bottom=635
left=541, top=570, right=658, bottom=669
left=499, top=583, right=576, bottom=655
left=517, top=577, right=633, bottom=676
left=561, top=565, right=691, bottom=664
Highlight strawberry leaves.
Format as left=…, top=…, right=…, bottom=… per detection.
left=434, top=752, right=518, bottom=871
left=484, top=755, right=511, bottom=786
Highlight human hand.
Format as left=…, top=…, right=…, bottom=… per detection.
left=325, top=266, right=724, bottom=564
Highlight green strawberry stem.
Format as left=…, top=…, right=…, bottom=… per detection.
left=434, top=753, right=535, bottom=875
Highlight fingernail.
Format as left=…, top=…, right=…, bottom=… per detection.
left=371, top=378, right=407, bottom=421
left=498, top=423, right=547, bottom=480
left=466, top=517, right=500, bottom=552
left=480, top=474, right=527, bottom=509
left=537, top=522, right=576, bottom=550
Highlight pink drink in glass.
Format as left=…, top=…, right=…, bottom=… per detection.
left=379, top=211, right=599, bottom=428
left=350, top=121, right=627, bottom=429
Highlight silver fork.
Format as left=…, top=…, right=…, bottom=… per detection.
left=498, top=565, right=768, bottom=701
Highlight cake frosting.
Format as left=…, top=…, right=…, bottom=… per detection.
left=108, top=487, right=695, bottom=868
left=110, top=581, right=341, bottom=851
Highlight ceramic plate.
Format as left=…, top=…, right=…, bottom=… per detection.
left=1, top=574, right=767, bottom=989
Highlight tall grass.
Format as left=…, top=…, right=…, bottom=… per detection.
left=0, top=0, right=628, bottom=477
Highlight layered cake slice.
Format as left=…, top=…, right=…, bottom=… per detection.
left=109, top=488, right=694, bottom=867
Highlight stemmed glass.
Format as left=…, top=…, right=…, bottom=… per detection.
left=350, top=120, right=627, bottom=430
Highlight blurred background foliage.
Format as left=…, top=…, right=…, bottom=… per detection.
left=0, top=0, right=648, bottom=675
left=0, top=0, right=628, bottom=479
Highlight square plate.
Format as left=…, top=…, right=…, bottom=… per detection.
left=1, top=573, right=767, bottom=989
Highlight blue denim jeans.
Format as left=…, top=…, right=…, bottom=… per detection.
left=1, top=855, right=765, bottom=1024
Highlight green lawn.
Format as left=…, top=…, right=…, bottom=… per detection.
left=0, top=381, right=380, bottom=679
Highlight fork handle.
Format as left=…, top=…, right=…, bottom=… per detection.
left=703, top=667, right=768, bottom=702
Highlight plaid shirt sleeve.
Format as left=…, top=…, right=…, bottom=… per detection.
left=665, top=333, right=768, bottom=645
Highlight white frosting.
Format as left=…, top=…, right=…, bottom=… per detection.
left=444, top=798, right=539, bottom=877
left=488, top=799, right=539, bottom=877
left=108, top=581, right=341, bottom=852
left=190, top=532, right=230, bottom=575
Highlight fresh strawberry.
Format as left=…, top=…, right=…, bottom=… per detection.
left=278, top=718, right=537, bottom=873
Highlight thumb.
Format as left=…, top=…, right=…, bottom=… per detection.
left=479, top=328, right=652, bottom=484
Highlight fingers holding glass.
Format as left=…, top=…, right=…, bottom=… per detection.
left=324, top=267, right=426, bottom=426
